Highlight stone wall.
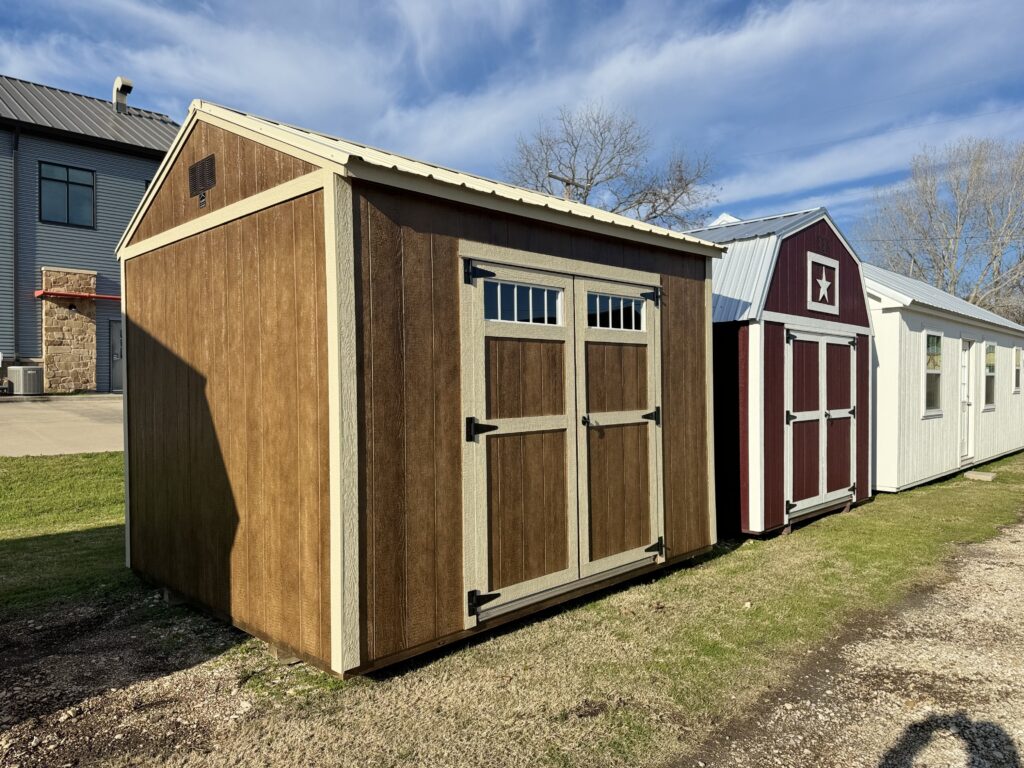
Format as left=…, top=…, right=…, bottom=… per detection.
left=41, top=267, right=97, bottom=393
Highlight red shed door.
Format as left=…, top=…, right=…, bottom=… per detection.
left=785, top=331, right=857, bottom=519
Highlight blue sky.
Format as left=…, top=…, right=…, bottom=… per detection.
left=3, top=0, right=1024, bottom=234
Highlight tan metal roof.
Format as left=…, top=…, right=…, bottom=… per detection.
left=191, top=101, right=723, bottom=257
left=0, top=75, right=178, bottom=153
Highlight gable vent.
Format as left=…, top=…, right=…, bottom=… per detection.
left=188, top=154, right=217, bottom=197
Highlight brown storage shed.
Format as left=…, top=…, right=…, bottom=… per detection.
left=687, top=209, right=874, bottom=537
left=115, top=101, right=724, bottom=675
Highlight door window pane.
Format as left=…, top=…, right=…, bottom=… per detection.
left=484, top=279, right=562, bottom=326
left=586, top=292, right=646, bottom=331
left=484, top=280, right=499, bottom=320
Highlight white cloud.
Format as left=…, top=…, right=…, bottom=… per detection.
left=2, top=0, right=1024, bottom=224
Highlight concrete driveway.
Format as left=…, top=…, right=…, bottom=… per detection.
left=0, top=395, right=123, bottom=456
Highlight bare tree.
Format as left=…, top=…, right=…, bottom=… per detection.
left=858, top=138, right=1024, bottom=323
left=504, top=102, right=715, bottom=230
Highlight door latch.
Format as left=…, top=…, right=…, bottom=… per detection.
left=467, top=589, right=500, bottom=616
left=465, top=417, right=499, bottom=442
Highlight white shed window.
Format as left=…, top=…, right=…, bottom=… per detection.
left=587, top=292, right=645, bottom=331
left=1014, top=347, right=1021, bottom=394
left=984, top=343, right=997, bottom=408
left=483, top=280, right=561, bottom=325
left=924, top=333, right=942, bottom=413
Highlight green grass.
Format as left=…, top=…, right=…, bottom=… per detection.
left=0, top=452, right=131, bottom=614
left=1, top=450, right=1022, bottom=766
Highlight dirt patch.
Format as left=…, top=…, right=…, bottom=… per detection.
left=684, top=522, right=1024, bottom=767
left=0, top=589, right=252, bottom=766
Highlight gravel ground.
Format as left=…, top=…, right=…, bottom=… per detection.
left=689, top=521, right=1024, bottom=768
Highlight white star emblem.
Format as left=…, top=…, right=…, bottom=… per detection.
left=816, top=267, right=831, bottom=303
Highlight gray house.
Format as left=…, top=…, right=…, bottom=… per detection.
left=0, top=75, right=177, bottom=392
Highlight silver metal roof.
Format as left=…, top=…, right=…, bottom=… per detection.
left=710, top=235, right=778, bottom=322
left=698, top=207, right=841, bottom=323
left=862, top=263, right=1024, bottom=335
left=687, top=207, right=826, bottom=244
left=191, top=101, right=724, bottom=256
left=0, top=75, right=178, bottom=153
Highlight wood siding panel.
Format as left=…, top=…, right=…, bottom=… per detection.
left=856, top=334, right=870, bottom=500
left=763, top=322, right=787, bottom=530
left=357, top=189, right=464, bottom=664
left=587, top=424, right=650, bottom=560
left=792, top=340, right=819, bottom=411
left=130, top=119, right=316, bottom=244
left=353, top=181, right=712, bottom=665
left=585, top=342, right=647, bottom=413
left=763, top=220, right=870, bottom=327
left=487, top=431, right=569, bottom=590
left=486, top=338, right=565, bottom=418
left=826, top=343, right=852, bottom=409
left=827, top=418, right=852, bottom=492
left=661, top=263, right=712, bottom=559
left=125, top=191, right=330, bottom=666
left=792, top=421, right=820, bottom=502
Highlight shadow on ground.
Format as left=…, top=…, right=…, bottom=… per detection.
left=0, top=527, right=243, bottom=732
left=878, top=712, right=1021, bottom=767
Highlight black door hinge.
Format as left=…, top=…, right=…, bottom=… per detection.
left=467, top=589, right=500, bottom=617
left=786, top=410, right=797, bottom=425
left=463, top=260, right=496, bottom=285
left=850, top=406, right=856, bottom=418
left=466, top=416, right=499, bottom=442
left=645, top=536, right=665, bottom=556
left=640, top=287, right=661, bottom=306
left=849, top=483, right=857, bottom=494
left=642, top=406, right=661, bottom=426
left=786, top=331, right=797, bottom=343
left=849, top=337, right=858, bottom=348
left=786, top=500, right=797, bottom=513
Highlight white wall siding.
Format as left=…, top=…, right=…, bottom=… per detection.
left=973, top=337, right=1024, bottom=461
left=883, top=308, right=1024, bottom=490
left=870, top=308, right=902, bottom=491
left=0, top=129, right=14, bottom=358
left=14, top=134, right=158, bottom=389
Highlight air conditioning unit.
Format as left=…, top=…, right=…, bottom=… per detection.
left=8, top=366, right=44, bottom=395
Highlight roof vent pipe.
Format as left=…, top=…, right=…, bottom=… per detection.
left=113, top=76, right=133, bottom=114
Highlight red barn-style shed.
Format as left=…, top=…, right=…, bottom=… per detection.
left=689, top=209, right=874, bottom=536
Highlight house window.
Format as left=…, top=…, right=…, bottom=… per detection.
left=40, top=162, right=95, bottom=227
left=984, top=343, right=997, bottom=408
left=587, top=293, right=645, bottom=331
left=925, top=333, right=942, bottom=413
left=1014, top=347, right=1021, bottom=394
left=483, top=280, right=561, bottom=325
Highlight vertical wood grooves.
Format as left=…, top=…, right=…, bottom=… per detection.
left=130, top=120, right=317, bottom=245
left=125, top=191, right=330, bottom=663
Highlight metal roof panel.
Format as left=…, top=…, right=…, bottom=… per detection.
left=0, top=75, right=178, bottom=152
left=862, top=263, right=1024, bottom=335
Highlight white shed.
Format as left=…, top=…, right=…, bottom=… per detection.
left=864, top=264, right=1024, bottom=492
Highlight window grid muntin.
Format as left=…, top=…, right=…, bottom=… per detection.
left=39, top=161, right=95, bottom=228
left=483, top=279, right=562, bottom=326
left=587, top=291, right=645, bottom=332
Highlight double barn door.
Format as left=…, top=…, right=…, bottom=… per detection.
left=786, top=331, right=857, bottom=518
left=463, top=262, right=663, bottom=620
